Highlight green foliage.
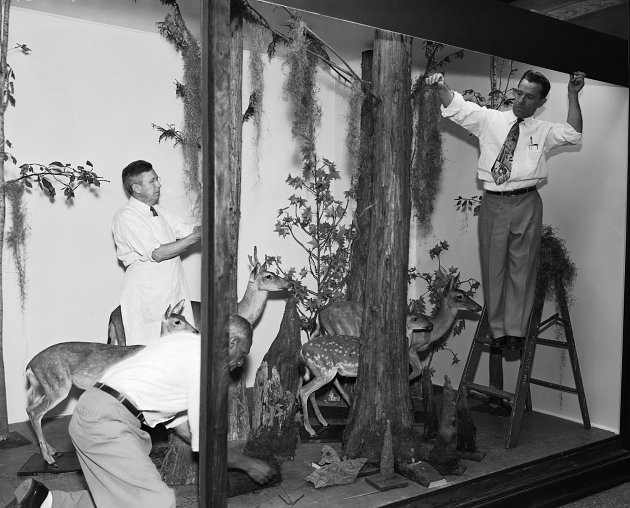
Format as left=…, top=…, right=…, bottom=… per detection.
left=408, top=240, right=480, bottom=365
left=538, top=224, right=577, bottom=302
left=152, top=123, right=183, bottom=147
left=269, top=157, right=354, bottom=334
left=282, top=15, right=322, bottom=176
left=462, top=57, right=518, bottom=110
left=15, top=160, right=106, bottom=200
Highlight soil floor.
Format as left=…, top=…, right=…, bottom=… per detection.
left=1, top=395, right=626, bottom=507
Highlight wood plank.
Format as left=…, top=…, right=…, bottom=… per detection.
left=201, top=0, right=232, bottom=505
left=263, top=0, right=627, bottom=86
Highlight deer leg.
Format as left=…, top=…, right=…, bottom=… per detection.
left=408, top=348, right=423, bottom=382
left=25, top=371, right=67, bottom=466
left=299, top=373, right=335, bottom=437
left=332, top=378, right=352, bottom=407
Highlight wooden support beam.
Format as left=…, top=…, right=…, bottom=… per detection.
left=263, top=0, right=627, bottom=86
left=201, top=0, right=232, bottom=506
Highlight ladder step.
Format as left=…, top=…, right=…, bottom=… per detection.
left=529, top=378, right=578, bottom=394
left=535, top=338, right=570, bottom=349
left=465, top=382, right=515, bottom=402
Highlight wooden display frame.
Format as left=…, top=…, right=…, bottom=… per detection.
left=201, top=0, right=629, bottom=505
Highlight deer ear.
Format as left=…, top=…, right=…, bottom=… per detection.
left=454, top=274, right=460, bottom=287
left=249, top=263, right=260, bottom=282
left=173, top=299, right=185, bottom=315
left=164, top=304, right=173, bottom=319
left=445, top=277, right=454, bottom=294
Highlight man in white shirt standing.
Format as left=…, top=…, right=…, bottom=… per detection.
left=12, top=315, right=276, bottom=508
left=112, top=160, right=201, bottom=345
left=426, top=69, right=585, bottom=348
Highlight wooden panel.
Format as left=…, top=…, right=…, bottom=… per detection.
left=201, top=0, right=231, bottom=506
left=262, top=0, right=628, bottom=86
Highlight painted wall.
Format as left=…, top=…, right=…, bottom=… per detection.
left=3, top=6, right=627, bottom=436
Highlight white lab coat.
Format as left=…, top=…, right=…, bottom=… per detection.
left=112, top=197, right=195, bottom=345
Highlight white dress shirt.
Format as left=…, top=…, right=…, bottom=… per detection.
left=99, top=331, right=201, bottom=452
left=442, top=91, right=582, bottom=191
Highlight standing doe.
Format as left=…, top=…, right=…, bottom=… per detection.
left=107, top=246, right=290, bottom=344
left=25, top=300, right=197, bottom=466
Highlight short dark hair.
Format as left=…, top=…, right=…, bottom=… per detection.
left=519, top=70, right=551, bottom=99
left=122, top=160, right=153, bottom=196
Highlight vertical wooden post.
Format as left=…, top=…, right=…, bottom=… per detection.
left=343, top=30, right=418, bottom=463
left=346, top=49, right=374, bottom=303
left=201, top=0, right=231, bottom=505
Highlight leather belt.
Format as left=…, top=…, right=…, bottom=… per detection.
left=94, top=382, right=146, bottom=424
left=485, top=186, right=537, bottom=197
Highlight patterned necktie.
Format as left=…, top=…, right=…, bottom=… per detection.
left=150, top=206, right=158, bottom=217
left=491, top=118, right=523, bottom=185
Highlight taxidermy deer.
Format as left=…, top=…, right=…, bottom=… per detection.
left=107, top=246, right=290, bottom=344
left=25, top=300, right=198, bottom=466
left=298, top=313, right=433, bottom=437
left=407, top=275, right=481, bottom=381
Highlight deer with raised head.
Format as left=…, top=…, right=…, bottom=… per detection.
left=407, top=274, right=481, bottom=381
left=107, top=246, right=290, bottom=344
left=298, top=311, right=433, bottom=436
left=25, top=300, right=198, bottom=466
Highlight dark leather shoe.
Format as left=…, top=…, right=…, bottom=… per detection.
left=14, top=479, right=49, bottom=508
left=505, top=336, right=524, bottom=349
left=490, top=336, right=508, bottom=347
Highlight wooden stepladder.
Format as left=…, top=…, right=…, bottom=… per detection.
left=458, top=275, right=590, bottom=448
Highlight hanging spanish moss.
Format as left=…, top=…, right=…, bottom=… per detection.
left=248, top=24, right=266, bottom=177
left=282, top=16, right=321, bottom=176
left=411, top=75, right=444, bottom=236
left=157, top=4, right=202, bottom=218
left=345, top=79, right=363, bottom=175
left=5, top=181, right=28, bottom=310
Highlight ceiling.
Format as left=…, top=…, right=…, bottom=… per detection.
left=501, top=0, right=628, bottom=39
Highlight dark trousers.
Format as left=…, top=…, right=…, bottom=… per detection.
left=478, top=190, right=543, bottom=339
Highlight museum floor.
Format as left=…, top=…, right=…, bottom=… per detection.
left=1, top=397, right=627, bottom=508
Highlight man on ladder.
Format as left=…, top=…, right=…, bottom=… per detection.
left=425, top=70, right=585, bottom=350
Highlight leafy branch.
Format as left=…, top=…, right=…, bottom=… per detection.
left=270, top=156, right=354, bottom=334
left=408, top=240, right=480, bottom=366
left=8, top=160, right=107, bottom=200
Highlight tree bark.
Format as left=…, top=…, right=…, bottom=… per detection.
left=343, top=30, right=418, bottom=464
left=0, top=0, right=11, bottom=441
left=429, top=376, right=465, bottom=475
left=226, top=6, right=250, bottom=444
left=346, top=49, right=375, bottom=304
left=244, top=297, right=301, bottom=460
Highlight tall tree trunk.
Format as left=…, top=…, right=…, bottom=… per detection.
left=346, top=50, right=375, bottom=304
left=0, top=0, right=11, bottom=442
left=343, top=30, right=418, bottom=463
left=227, top=5, right=249, bottom=443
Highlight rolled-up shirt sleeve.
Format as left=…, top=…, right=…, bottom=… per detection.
left=544, top=122, right=582, bottom=151
left=112, top=209, right=162, bottom=266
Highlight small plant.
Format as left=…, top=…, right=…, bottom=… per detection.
left=408, top=240, right=480, bottom=366
left=462, top=57, right=518, bottom=110
left=269, top=156, right=353, bottom=335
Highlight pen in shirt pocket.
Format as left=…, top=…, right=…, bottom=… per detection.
left=529, top=136, right=539, bottom=150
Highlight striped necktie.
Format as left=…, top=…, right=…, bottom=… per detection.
left=491, top=117, right=523, bottom=185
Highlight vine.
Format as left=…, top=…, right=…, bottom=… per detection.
left=156, top=2, right=202, bottom=217
left=248, top=24, right=266, bottom=176
left=282, top=15, right=322, bottom=176
left=345, top=80, right=363, bottom=175
left=411, top=42, right=464, bottom=235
